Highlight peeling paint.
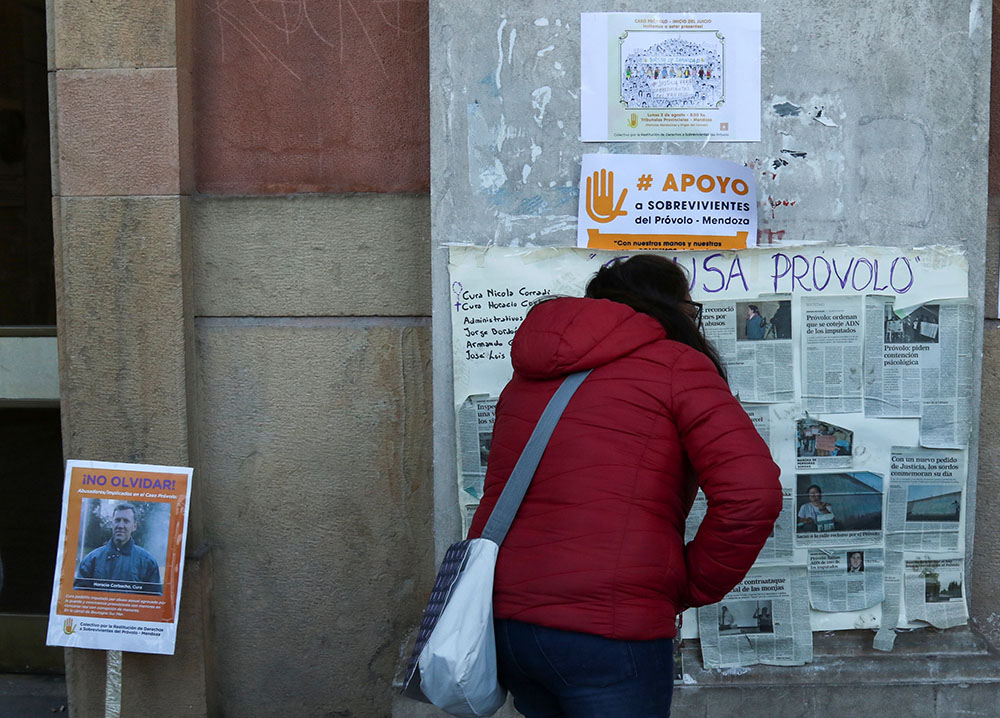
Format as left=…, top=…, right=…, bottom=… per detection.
left=531, top=86, right=552, bottom=126
left=521, top=164, right=531, bottom=183
left=534, top=18, right=549, bottom=27
left=480, top=158, right=507, bottom=193
left=495, top=114, right=507, bottom=152
left=494, top=19, right=507, bottom=90
left=537, top=45, right=555, bottom=57
left=507, top=28, right=516, bottom=65
left=773, top=101, right=802, bottom=117
left=530, top=140, right=542, bottom=163
left=969, top=0, right=984, bottom=38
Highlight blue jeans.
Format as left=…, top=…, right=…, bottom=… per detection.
left=495, top=619, right=674, bottom=718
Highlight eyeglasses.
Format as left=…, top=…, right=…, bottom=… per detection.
left=681, top=300, right=703, bottom=329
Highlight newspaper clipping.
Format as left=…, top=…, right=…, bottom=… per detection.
left=904, top=557, right=968, bottom=629
left=808, top=548, right=884, bottom=612
left=886, top=447, right=964, bottom=552
left=863, top=299, right=974, bottom=448
left=801, top=296, right=863, bottom=414
left=445, top=245, right=975, bottom=662
left=456, top=394, right=497, bottom=500
left=795, top=472, right=883, bottom=547
left=796, top=417, right=853, bottom=471
left=743, top=404, right=771, bottom=447
left=702, top=300, right=794, bottom=402
left=699, top=567, right=812, bottom=667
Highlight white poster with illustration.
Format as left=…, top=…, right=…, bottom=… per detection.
left=581, top=12, right=761, bottom=142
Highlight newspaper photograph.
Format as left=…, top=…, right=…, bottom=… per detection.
left=685, top=488, right=793, bottom=565
left=456, top=394, right=497, bottom=500
left=795, top=417, right=853, bottom=470
left=800, top=296, right=863, bottom=413
left=699, top=567, right=812, bottom=667
left=702, top=299, right=793, bottom=402
left=795, top=472, right=883, bottom=547
left=904, top=556, right=968, bottom=629
left=808, top=548, right=884, bottom=612
left=863, top=299, right=974, bottom=448
left=886, top=446, right=964, bottom=552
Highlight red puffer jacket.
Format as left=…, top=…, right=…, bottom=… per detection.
left=467, top=297, right=781, bottom=640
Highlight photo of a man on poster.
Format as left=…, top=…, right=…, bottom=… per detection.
left=72, top=500, right=168, bottom=595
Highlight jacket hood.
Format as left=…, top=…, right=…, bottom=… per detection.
left=511, top=297, right=666, bottom=379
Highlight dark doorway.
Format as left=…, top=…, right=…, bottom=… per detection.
left=0, top=0, right=64, bottom=674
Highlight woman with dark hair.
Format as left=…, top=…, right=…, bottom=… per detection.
left=467, top=255, right=782, bottom=717
left=798, top=484, right=835, bottom=533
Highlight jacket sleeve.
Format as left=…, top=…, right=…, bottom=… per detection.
left=669, top=348, right=782, bottom=608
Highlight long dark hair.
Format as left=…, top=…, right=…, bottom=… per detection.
left=585, top=255, right=727, bottom=379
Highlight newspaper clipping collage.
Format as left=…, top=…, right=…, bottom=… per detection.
left=448, top=244, right=973, bottom=671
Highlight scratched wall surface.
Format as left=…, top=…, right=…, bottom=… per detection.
left=193, top=0, right=429, bottom=193
left=428, top=0, right=994, bottom=639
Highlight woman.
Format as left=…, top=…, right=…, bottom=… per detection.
left=467, top=255, right=782, bottom=717
left=753, top=604, right=773, bottom=632
left=719, top=605, right=736, bottom=631
left=847, top=551, right=865, bottom=573
left=745, top=304, right=766, bottom=340
left=798, top=484, right=835, bottom=533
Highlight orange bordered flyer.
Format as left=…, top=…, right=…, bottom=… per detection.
left=46, top=460, right=193, bottom=655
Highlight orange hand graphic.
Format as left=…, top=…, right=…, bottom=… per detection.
left=627, top=112, right=639, bottom=128
left=586, top=169, right=629, bottom=223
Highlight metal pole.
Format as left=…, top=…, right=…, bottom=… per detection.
left=105, top=650, right=122, bottom=718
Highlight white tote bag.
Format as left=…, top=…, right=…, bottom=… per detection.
left=417, top=538, right=506, bottom=717
left=400, top=371, right=591, bottom=717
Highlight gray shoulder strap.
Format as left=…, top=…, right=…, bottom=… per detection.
left=480, top=369, right=591, bottom=545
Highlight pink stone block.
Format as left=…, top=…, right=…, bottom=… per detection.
left=193, top=0, right=429, bottom=194
left=56, top=69, right=180, bottom=196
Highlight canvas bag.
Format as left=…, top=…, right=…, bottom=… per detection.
left=401, top=370, right=591, bottom=717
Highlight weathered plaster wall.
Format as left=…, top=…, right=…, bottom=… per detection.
left=426, top=1, right=996, bottom=713
left=974, top=0, right=1000, bottom=647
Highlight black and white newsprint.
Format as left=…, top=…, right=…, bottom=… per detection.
left=456, top=394, right=497, bottom=501
left=698, top=567, right=812, bottom=668
left=863, top=299, right=975, bottom=448
left=886, top=446, right=964, bottom=552
left=800, top=296, right=864, bottom=414
left=808, top=548, right=884, bottom=612
left=904, top=556, right=968, bottom=629
left=702, top=299, right=794, bottom=403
